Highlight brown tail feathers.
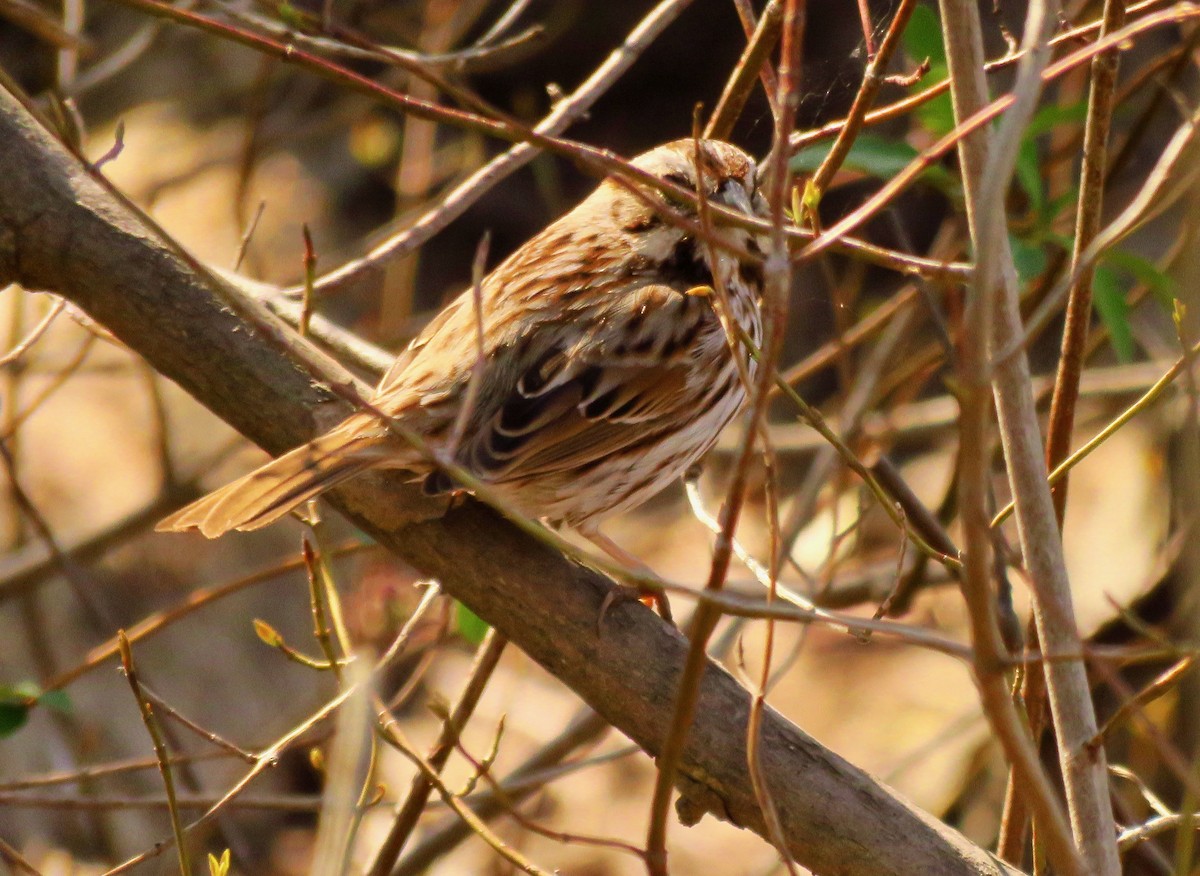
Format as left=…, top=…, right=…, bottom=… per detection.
left=157, top=431, right=389, bottom=538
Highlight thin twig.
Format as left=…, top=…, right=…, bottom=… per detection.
left=705, top=0, right=785, bottom=139
left=780, top=285, right=920, bottom=385
left=445, top=733, right=647, bottom=859
left=231, top=199, right=265, bottom=271
left=368, top=629, right=509, bottom=875
left=305, top=0, right=698, bottom=298
left=992, top=335, right=1200, bottom=527
left=0, top=837, right=42, bottom=875
left=0, top=750, right=246, bottom=791
left=214, top=1, right=542, bottom=73
left=0, top=295, right=64, bottom=367
left=302, top=537, right=343, bottom=683
left=745, top=434, right=799, bottom=876
left=118, top=631, right=192, bottom=876
left=800, top=5, right=1200, bottom=263
left=938, top=0, right=1098, bottom=871
left=646, top=7, right=804, bottom=872
left=136, top=685, right=257, bottom=762
left=730, top=0, right=781, bottom=117
left=373, top=712, right=554, bottom=876
left=393, top=708, right=613, bottom=875
left=1088, top=657, right=1200, bottom=803
left=41, top=540, right=376, bottom=691
left=993, top=105, right=1200, bottom=367
left=0, top=791, right=323, bottom=811
left=807, top=0, right=918, bottom=196
left=1094, top=656, right=1194, bottom=744
left=0, top=333, right=94, bottom=439
left=1119, top=812, right=1200, bottom=852
left=299, top=226, right=317, bottom=339
left=787, top=0, right=1178, bottom=154
left=475, top=0, right=534, bottom=47
left=103, top=584, right=442, bottom=875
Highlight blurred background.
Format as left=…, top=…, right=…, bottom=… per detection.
left=0, top=0, right=1197, bottom=873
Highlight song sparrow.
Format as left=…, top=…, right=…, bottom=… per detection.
left=158, top=139, right=768, bottom=566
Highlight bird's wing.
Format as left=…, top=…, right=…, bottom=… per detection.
left=452, top=282, right=726, bottom=485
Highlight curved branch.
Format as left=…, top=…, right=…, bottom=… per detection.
left=0, top=84, right=1021, bottom=876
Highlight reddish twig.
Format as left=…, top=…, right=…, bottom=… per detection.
left=800, top=5, right=1200, bottom=263
left=1044, top=0, right=1128, bottom=521
left=706, top=0, right=785, bottom=139
left=808, top=0, right=919, bottom=196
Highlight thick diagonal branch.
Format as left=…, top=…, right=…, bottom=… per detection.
left=0, top=85, right=1020, bottom=876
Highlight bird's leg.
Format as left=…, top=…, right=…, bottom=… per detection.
left=580, top=527, right=674, bottom=626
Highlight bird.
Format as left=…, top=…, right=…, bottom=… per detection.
left=157, top=139, right=768, bottom=584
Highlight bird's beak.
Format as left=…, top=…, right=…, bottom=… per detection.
left=717, top=179, right=755, bottom=216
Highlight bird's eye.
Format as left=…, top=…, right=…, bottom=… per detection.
left=663, top=172, right=694, bottom=191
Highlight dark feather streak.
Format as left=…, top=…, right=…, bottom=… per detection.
left=659, top=238, right=714, bottom=291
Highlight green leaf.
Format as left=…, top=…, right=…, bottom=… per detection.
left=793, top=135, right=918, bottom=177
left=1045, top=189, right=1081, bottom=228
left=1103, top=250, right=1177, bottom=305
left=916, top=91, right=956, bottom=138
left=1015, top=138, right=1044, bottom=216
left=1093, top=265, right=1136, bottom=362
left=903, top=5, right=946, bottom=66
left=277, top=1, right=306, bottom=29
left=806, top=133, right=916, bottom=176
left=455, top=602, right=490, bottom=646
left=1009, top=234, right=1048, bottom=285
left=0, top=702, right=28, bottom=737
left=0, top=684, right=74, bottom=737
left=0, top=681, right=41, bottom=699
left=801, top=177, right=821, bottom=216
left=790, top=135, right=954, bottom=190
left=38, top=689, right=72, bottom=714
left=1043, top=231, right=1075, bottom=252
left=900, top=5, right=955, bottom=137
left=1026, top=100, right=1089, bottom=139
left=0, top=682, right=41, bottom=738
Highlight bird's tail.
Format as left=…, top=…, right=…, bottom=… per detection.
left=157, top=430, right=389, bottom=538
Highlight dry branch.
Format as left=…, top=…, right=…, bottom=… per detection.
left=0, top=84, right=1021, bottom=876
left=937, top=0, right=1119, bottom=872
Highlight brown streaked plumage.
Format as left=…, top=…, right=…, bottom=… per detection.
left=157, top=139, right=767, bottom=549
